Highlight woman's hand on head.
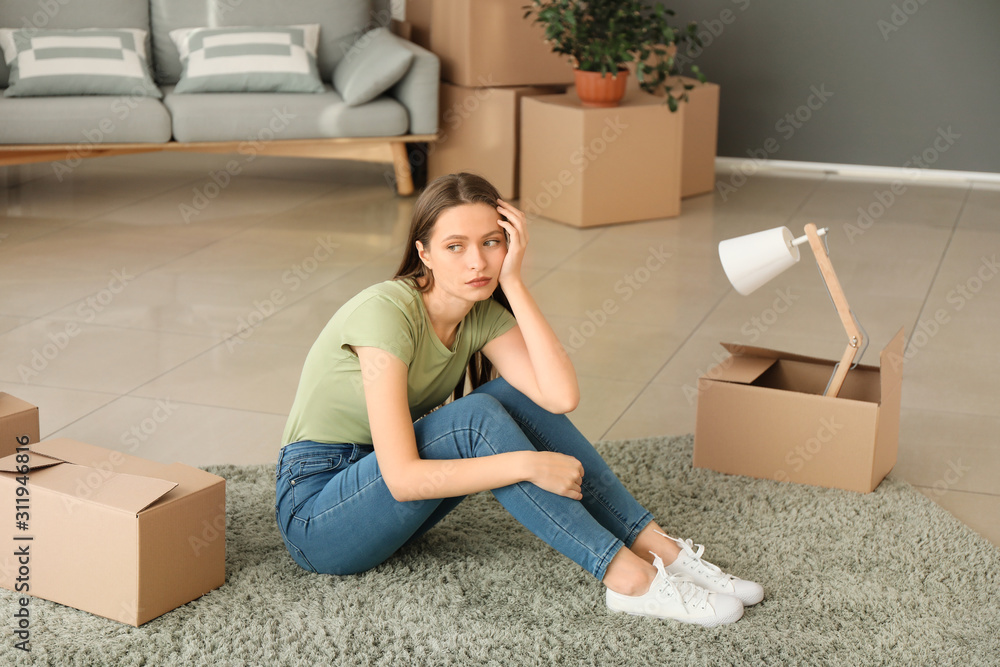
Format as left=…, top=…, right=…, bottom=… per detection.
left=496, top=199, right=528, bottom=289
left=524, top=451, right=584, bottom=501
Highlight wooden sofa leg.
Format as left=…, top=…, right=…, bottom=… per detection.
left=390, top=142, right=414, bottom=196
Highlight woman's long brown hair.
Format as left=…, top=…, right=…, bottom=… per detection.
left=393, top=172, right=513, bottom=400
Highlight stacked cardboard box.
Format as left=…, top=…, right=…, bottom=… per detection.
left=408, top=0, right=573, bottom=198
left=407, top=0, right=573, bottom=86
left=432, top=82, right=565, bottom=198
left=408, top=1, right=720, bottom=218
left=622, top=59, right=721, bottom=199
left=520, top=93, right=684, bottom=227
left=633, top=76, right=720, bottom=199
left=1, top=393, right=38, bottom=458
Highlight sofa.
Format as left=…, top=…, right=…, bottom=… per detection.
left=0, top=0, right=439, bottom=194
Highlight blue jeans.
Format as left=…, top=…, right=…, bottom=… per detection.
left=274, top=378, right=654, bottom=579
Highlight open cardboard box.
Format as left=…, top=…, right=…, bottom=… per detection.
left=694, top=328, right=904, bottom=493
left=0, top=438, right=225, bottom=626
left=0, top=393, right=39, bottom=459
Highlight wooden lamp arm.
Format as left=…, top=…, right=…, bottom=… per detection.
left=803, top=223, right=864, bottom=397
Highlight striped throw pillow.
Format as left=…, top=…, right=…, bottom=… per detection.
left=0, top=28, right=161, bottom=98
left=169, top=25, right=325, bottom=94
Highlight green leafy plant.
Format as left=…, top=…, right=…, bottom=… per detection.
left=524, top=0, right=707, bottom=111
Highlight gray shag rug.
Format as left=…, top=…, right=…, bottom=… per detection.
left=3, top=435, right=998, bottom=666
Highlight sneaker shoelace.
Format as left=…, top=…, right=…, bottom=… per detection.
left=655, top=529, right=736, bottom=587
left=650, top=554, right=711, bottom=612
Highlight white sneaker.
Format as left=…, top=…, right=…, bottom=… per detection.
left=606, top=554, right=744, bottom=627
left=658, top=530, right=765, bottom=606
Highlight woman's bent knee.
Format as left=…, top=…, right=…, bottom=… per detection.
left=456, top=391, right=505, bottom=415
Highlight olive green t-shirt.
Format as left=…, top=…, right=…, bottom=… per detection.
left=281, top=279, right=517, bottom=448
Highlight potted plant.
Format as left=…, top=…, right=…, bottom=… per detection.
left=524, top=0, right=706, bottom=110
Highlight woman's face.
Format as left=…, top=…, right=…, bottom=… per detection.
left=417, top=202, right=507, bottom=303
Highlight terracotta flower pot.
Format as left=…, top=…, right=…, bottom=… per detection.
left=574, top=68, right=629, bottom=108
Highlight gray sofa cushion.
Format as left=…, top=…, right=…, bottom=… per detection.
left=333, top=28, right=414, bottom=106
left=149, top=0, right=371, bottom=87
left=387, top=39, right=439, bottom=135
left=163, top=84, right=408, bottom=142
left=0, top=0, right=151, bottom=88
left=0, top=95, right=172, bottom=144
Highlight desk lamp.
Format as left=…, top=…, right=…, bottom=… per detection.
left=718, top=223, right=868, bottom=397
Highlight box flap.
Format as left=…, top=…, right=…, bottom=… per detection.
left=31, top=437, right=174, bottom=477
left=710, top=354, right=778, bottom=384
left=31, top=438, right=134, bottom=466
left=162, top=462, right=224, bottom=493
left=141, top=462, right=225, bottom=510
left=0, top=452, right=64, bottom=473
left=879, top=327, right=906, bottom=400
left=870, top=328, right=905, bottom=489
left=720, top=342, right=881, bottom=373
left=27, top=438, right=217, bottom=512
left=30, top=462, right=177, bottom=514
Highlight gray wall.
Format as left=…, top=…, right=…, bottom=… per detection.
left=659, top=0, right=1000, bottom=174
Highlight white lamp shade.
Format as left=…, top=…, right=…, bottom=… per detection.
left=719, top=226, right=801, bottom=295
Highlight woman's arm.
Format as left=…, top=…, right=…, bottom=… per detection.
left=356, top=345, right=583, bottom=502
left=481, top=200, right=580, bottom=414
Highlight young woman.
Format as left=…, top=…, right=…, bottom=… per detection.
left=276, top=173, right=763, bottom=626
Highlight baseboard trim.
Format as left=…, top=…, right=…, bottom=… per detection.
left=716, top=157, right=1000, bottom=186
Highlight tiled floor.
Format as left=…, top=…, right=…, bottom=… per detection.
left=1, top=153, right=998, bottom=547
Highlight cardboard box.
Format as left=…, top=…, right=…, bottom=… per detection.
left=0, top=393, right=39, bottom=459
left=404, top=0, right=433, bottom=49
left=429, top=82, right=566, bottom=198
left=0, top=438, right=226, bottom=626
left=390, top=19, right=413, bottom=43
left=427, top=0, right=575, bottom=87
left=519, top=92, right=683, bottom=227
left=693, top=328, right=905, bottom=493
left=670, top=78, right=719, bottom=199
left=624, top=71, right=720, bottom=198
